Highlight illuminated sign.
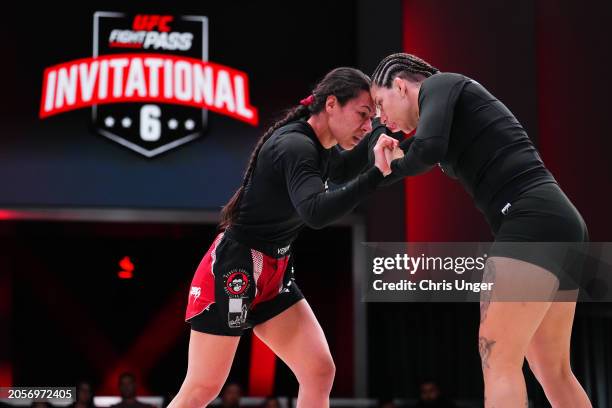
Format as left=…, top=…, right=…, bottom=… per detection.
left=40, top=12, right=258, bottom=157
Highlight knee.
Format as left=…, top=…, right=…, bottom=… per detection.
left=179, top=382, right=224, bottom=407
left=299, top=355, right=336, bottom=390
left=529, top=359, right=574, bottom=386
left=312, top=356, right=336, bottom=385
left=480, top=354, right=523, bottom=376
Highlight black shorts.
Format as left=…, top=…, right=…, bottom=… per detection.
left=185, top=229, right=304, bottom=336
left=488, top=182, right=589, bottom=291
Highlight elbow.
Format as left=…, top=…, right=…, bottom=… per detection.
left=415, top=142, right=447, bottom=165
left=297, top=205, right=329, bottom=229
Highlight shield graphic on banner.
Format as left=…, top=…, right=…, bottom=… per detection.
left=92, top=12, right=209, bottom=158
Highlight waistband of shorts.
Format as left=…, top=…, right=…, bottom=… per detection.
left=223, top=227, right=292, bottom=258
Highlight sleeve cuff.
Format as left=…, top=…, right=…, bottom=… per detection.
left=365, top=166, right=385, bottom=190
left=391, top=159, right=401, bottom=174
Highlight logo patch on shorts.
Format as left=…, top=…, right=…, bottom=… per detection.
left=189, top=286, right=201, bottom=302
left=501, top=202, right=512, bottom=215
left=228, top=297, right=248, bottom=329
left=224, top=269, right=250, bottom=296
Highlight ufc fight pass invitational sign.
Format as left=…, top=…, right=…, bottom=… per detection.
left=39, top=12, right=258, bottom=157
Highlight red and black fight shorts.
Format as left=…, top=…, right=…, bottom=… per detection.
left=185, top=228, right=304, bottom=336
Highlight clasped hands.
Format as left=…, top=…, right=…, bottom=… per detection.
left=373, top=134, right=404, bottom=176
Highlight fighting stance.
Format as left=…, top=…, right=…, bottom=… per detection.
left=369, top=53, right=591, bottom=408
left=168, top=67, right=397, bottom=408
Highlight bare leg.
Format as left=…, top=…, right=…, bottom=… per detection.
left=526, top=299, right=592, bottom=407
left=253, top=299, right=335, bottom=408
left=480, top=257, right=558, bottom=408
left=167, top=330, right=240, bottom=408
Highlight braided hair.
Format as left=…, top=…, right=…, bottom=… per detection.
left=372, top=53, right=439, bottom=88
left=219, top=67, right=371, bottom=230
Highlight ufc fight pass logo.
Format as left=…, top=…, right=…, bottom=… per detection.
left=40, top=12, right=258, bottom=157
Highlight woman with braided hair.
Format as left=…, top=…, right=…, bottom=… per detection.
left=370, top=53, right=591, bottom=407
left=168, top=67, right=397, bottom=408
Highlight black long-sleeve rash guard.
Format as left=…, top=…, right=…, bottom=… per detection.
left=330, top=73, right=556, bottom=215
left=233, top=121, right=384, bottom=245
left=392, top=72, right=555, bottom=212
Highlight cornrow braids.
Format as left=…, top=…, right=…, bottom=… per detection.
left=372, top=53, right=439, bottom=88
left=219, top=67, right=371, bottom=230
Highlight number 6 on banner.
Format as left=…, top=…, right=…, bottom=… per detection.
left=140, top=104, right=161, bottom=141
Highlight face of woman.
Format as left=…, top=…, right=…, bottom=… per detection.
left=327, top=90, right=374, bottom=150
left=371, top=78, right=420, bottom=133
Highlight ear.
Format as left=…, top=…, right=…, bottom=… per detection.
left=392, top=76, right=408, bottom=98
left=325, top=95, right=337, bottom=113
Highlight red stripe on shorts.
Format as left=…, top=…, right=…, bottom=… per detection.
left=185, top=233, right=224, bottom=321
left=251, top=250, right=290, bottom=309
